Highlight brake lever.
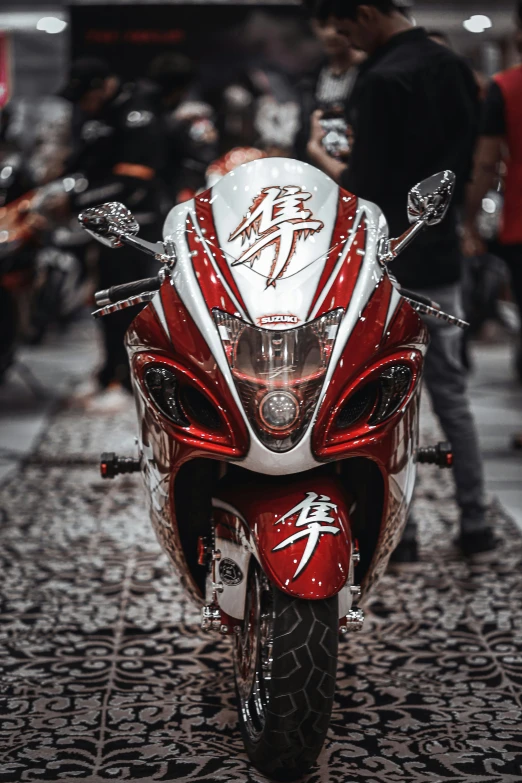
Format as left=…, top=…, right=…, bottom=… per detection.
left=403, top=297, right=469, bottom=330
left=92, top=291, right=156, bottom=319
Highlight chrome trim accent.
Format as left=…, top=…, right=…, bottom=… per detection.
left=201, top=603, right=221, bottom=632
left=378, top=171, right=456, bottom=265
left=95, top=289, right=111, bottom=307
left=408, top=170, right=456, bottom=226
left=340, top=608, right=365, bottom=634
left=79, top=202, right=139, bottom=248
left=211, top=502, right=254, bottom=622
left=378, top=220, right=426, bottom=264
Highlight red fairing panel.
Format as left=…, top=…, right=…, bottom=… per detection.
left=124, top=294, right=250, bottom=606
left=126, top=285, right=249, bottom=457
left=194, top=193, right=249, bottom=315
left=215, top=477, right=353, bottom=600
left=309, top=209, right=367, bottom=319
left=313, top=275, right=428, bottom=458
left=185, top=213, right=246, bottom=318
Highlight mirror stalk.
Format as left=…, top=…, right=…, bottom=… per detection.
left=378, top=218, right=427, bottom=265
left=116, top=233, right=176, bottom=266
left=78, top=202, right=177, bottom=268
left=378, top=170, right=456, bottom=266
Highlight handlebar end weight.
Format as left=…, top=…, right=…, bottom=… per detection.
left=100, top=452, right=141, bottom=479
left=417, top=443, right=453, bottom=469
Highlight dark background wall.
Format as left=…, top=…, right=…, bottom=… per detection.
left=0, top=1, right=518, bottom=100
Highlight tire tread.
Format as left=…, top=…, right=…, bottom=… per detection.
left=238, top=589, right=338, bottom=781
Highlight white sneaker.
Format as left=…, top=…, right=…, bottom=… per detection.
left=85, top=384, right=132, bottom=415
left=68, top=377, right=102, bottom=407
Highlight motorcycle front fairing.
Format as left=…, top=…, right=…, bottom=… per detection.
left=126, top=158, right=427, bottom=607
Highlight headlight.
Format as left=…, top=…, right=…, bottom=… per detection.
left=259, top=391, right=300, bottom=432
left=214, top=309, right=343, bottom=452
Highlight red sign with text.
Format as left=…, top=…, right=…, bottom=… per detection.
left=0, top=32, right=11, bottom=109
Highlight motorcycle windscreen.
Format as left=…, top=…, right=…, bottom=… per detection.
left=214, top=308, right=342, bottom=452
left=202, top=157, right=357, bottom=326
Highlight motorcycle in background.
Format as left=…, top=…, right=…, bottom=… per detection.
left=0, top=188, right=43, bottom=381
left=0, top=174, right=92, bottom=379
left=79, top=160, right=465, bottom=780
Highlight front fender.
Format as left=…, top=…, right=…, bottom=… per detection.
left=213, top=476, right=353, bottom=608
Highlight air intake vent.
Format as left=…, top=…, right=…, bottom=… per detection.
left=181, top=386, right=222, bottom=431
left=336, top=384, right=377, bottom=430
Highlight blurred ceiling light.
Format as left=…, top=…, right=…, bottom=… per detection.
left=463, top=15, right=493, bottom=33
left=36, top=17, right=67, bottom=34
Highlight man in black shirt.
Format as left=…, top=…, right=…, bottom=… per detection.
left=307, top=1, right=479, bottom=289
left=307, top=0, right=493, bottom=558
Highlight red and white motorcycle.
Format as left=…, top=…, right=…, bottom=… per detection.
left=79, top=159, right=464, bottom=780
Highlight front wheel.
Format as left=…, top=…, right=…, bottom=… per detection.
left=233, top=566, right=338, bottom=781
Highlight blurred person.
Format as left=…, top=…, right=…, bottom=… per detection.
left=60, top=58, right=166, bottom=412
left=463, top=1, right=522, bottom=450
left=426, top=30, right=495, bottom=371
left=254, top=96, right=300, bottom=157
left=295, top=0, right=364, bottom=160
left=463, top=2, right=522, bottom=377
left=0, top=106, right=35, bottom=205
left=148, top=53, right=216, bottom=205
left=307, top=0, right=494, bottom=559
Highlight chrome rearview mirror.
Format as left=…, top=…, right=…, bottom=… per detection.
left=78, top=201, right=176, bottom=266
left=407, top=170, right=456, bottom=226
left=79, top=202, right=140, bottom=248
left=378, top=170, right=456, bottom=264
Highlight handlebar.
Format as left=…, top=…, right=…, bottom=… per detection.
left=94, top=275, right=162, bottom=307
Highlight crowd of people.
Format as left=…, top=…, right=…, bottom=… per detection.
left=1, top=0, right=521, bottom=560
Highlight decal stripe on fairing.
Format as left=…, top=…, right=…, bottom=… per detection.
left=309, top=207, right=366, bottom=320
left=185, top=214, right=243, bottom=317
left=151, top=291, right=171, bottom=341
left=383, top=285, right=402, bottom=337
left=312, top=273, right=395, bottom=455
left=313, top=217, right=367, bottom=319
left=194, top=195, right=249, bottom=317
left=307, top=193, right=358, bottom=318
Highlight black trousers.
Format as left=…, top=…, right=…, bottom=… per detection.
left=495, top=243, right=522, bottom=324
left=493, top=242, right=522, bottom=377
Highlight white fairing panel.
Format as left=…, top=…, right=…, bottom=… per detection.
left=165, top=158, right=358, bottom=328
left=163, top=158, right=390, bottom=474
left=210, top=159, right=342, bottom=326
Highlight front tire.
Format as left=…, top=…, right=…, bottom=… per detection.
left=234, top=566, right=338, bottom=781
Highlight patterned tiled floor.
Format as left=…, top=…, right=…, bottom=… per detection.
left=1, top=380, right=521, bottom=781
